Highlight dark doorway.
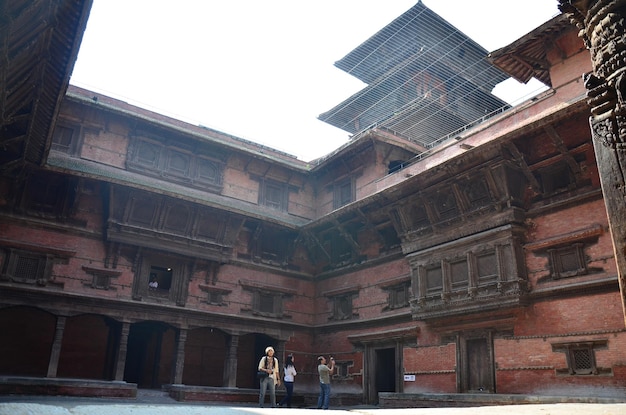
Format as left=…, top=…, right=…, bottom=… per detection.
left=374, top=347, right=396, bottom=403
left=463, top=336, right=494, bottom=393
left=124, top=321, right=175, bottom=389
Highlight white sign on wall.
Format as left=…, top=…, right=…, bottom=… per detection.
left=403, top=374, right=416, bottom=381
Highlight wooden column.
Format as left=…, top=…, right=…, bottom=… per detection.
left=114, top=322, right=130, bottom=381
left=46, top=316, right=66, bottom=378
left=559, top=0, right=626, bottom=324
left=172, top=328, right=187, bottom=385
left=223, top=334, right=239, bottom=387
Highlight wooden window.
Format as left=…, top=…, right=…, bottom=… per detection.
left=127, top=137, right=224, bottom=192
left=476, top=251, right=498, bottom=284
left=536, top=162, right=574, bottom=194
left=332, top=294, right=354, bottom=320
left=450, top=258, right=469, bottom=290
left=465, top=178, right=491, bottom=210
left=23, top=173, right=69, bottom=216
left=52, top=125, right=78, bottom=154
left=425, top=264, right=443, bottom=294
left=3, top=249, right=51, bottom=285
left=134, top=139, right=161, bottom=169
left=386, top=282, right=410, bottom=309
left=259, top=180, right=289, bottom=212
left=434, top=191, right=458, bottom=220
left=333, top=178, right=354, bottom=209
left=164, top=149, right=191, bottom=178
left=553, top=340, right=607, bottom=376
left=549, top=244, right=587, bottom=279
left=147, top=266, right=173, bottom=297
left=207, top=291, right=224, bottom=305
left=252, top=290, right=283, bottom=317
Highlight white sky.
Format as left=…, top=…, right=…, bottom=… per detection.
left=70, top=1, right=561, bottom=161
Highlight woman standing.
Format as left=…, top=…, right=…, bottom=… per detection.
left=258, top=346, right=280, bottom=408
left=278, top=354, right=297, bottom=408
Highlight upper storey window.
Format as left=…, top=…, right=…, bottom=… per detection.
left=333, top=177, right=354, bottom=210
left=52, top=124, right=82, bottom=155
left=259, top=179, right=289, bottom=212
left=127, top=136, right=224, bottom=193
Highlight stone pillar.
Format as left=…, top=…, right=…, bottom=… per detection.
left=223, top=334, right=239, bottom=387
left=172, top=328, right=187, bottom=385
left=46, top=316, right=66, bottom=377
left=559, top=0, right=626, bottom=324
left=114, top=322, right=130, bottom=381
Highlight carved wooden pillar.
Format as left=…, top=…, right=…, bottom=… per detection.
left=223, top=334, right=239, bottom=388
left=114, top=322, right=130, bottom=381
left=559, top=0, right=626, bottom=324
left=172, top=328, right=187, bottom=385
left=46, top=316, right=66, bottom=377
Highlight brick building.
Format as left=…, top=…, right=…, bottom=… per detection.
left=0, top=0, right=625, bottom=405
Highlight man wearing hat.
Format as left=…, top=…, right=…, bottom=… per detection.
left=258, top=346, right=280, bottom=407
left=317, top=355, right=335, bottom=409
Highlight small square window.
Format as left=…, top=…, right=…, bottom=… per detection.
left=385, top=282, right=410, bottom=310
left=260, top=180, right=288, bottom=211
left=52, top=125, right=77, bottom=154
left=549, top=244, right=586, bottom=279
left=332, top=294, right=354, bottom=320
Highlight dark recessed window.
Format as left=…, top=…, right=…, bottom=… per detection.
left=52, top=125, right=78, bottom=154
left=333, top=178, right=354, bottom=209
left=333, top=295, right=354, bottom=320
left=259, top=180, right=289, bottom=212
left=386, top=282, right=410, bottom=309
left=3, top=249, right=51, bottom=285
left=549, top=244, right=587, bottom=279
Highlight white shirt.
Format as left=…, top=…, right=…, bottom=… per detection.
left=283, top=365, right=297, bottom=382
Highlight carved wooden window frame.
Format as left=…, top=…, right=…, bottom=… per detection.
left=548, top=243, right=587, bottom=279
left=384, top=281, right=410, bottom=310
left=2, top=248, right=53, bottom=285
left=258, top=179, right=289, bottom=212
left=552, top=340, right=608, bottom=376
left=127, top=136, right=224, bottom=192
left=51, top=123, right=83, bottom=156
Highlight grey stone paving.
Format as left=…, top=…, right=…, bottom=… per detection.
left=0, top=391, right=625, bottom=415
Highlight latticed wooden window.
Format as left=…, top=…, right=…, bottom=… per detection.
left=15, top=255, right=42, bottom=281
left=569, top=347, right=594, bottom=375
left=5, top=249, right=50, bottom=284
left=552, top=340, right=605, bottom=376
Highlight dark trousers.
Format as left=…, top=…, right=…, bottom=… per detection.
left=279, top=381, right=294, bottom=407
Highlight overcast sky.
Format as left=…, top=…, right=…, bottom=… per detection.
left=70, top=1, right=561, bottom=161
